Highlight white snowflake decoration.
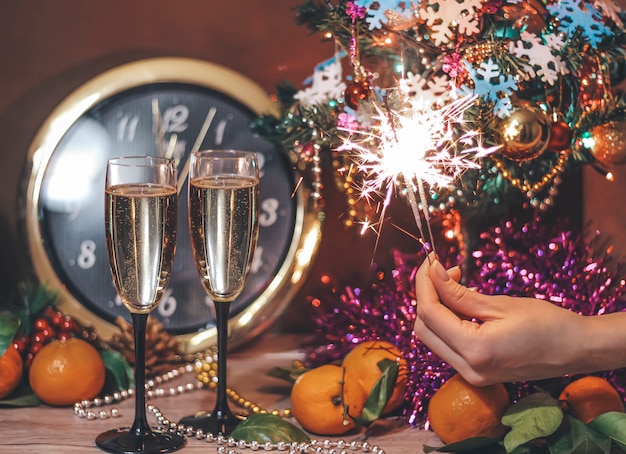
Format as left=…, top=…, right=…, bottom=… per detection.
left=294, top=53, right=347, bottom=108
left=419, top=0, right=484, bottom=46
left=509, top=31, right=569, bottom=85
left=399, top=72, right=454, bottom=107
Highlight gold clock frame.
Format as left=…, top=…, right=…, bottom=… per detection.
left=22, top=57, right=323, bottom=353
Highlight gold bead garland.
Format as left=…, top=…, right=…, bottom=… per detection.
left=332, top=154, right=385, bottom=229
left=463, top=41, right=498, bottom=65
left=492, top=151, right=568, bottom=194
left=194, top=351, right=292, bottom=418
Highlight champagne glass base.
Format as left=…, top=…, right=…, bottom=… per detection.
left=179, top=410, right=245, bottom=436
left=96, top=428, right=186, bottom=453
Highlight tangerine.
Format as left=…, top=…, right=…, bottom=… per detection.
left=559, top=376, right=624, bottom=423
left=341, top=339, right=408, bottom=413
left=0, top=345, right=23, bottom=399
left=290, top=364, right=366, bottom=435
left=428, top=374, right=509, bottom=445
left=29, top=338, right=105, bottom=406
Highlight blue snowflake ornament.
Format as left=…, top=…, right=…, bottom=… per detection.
left=460, top=58, right=518, bottom=118
left=547, top=0, right=613, bottom=48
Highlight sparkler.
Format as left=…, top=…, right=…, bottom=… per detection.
left=338, top=92, right=498, bottom=253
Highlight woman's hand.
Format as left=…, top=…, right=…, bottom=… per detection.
left=413, top=255, right=618, bottom=385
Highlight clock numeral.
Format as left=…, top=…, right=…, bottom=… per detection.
left=77, top=240, right=97, bottom=269
left=163, top=105, right=189, bottom=133
left=157, top=289, right=177, bottom=318
left=250, top=246, right=263, bottom=274
left=259, top=198, right=279, bottom=227
left=116, top=115, right=139, bottom=142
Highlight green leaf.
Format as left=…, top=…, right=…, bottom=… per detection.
left=589, top=412, right=626, bottom=450
left=230, top=414, right=311, bottom=444
left=0, top=312, right=21, bottom=355
left=19, top=282, right=58, bottom=314
left=350, top=358, right=398, bottom=426
left=266, top=365, right=308, bottom=384
left=509, top=445, right=534, bottom=454
left=423, top=436, right=504, bottom=453
left=549, top=416, right=611, bottom=454
left=502, top=392, right=564, bottom=453
left=15, top=283, right=59, bottom=335
left=0, top=380, right=40, bottom=407
left=100, top=349, right=133, bottom=391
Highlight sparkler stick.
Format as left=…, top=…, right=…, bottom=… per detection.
left=404, top=180, right=431, bottom=253
left=404, top=176, right=435, bottom=254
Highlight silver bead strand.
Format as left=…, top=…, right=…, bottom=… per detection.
left=73, top=360, right=384, bottom=453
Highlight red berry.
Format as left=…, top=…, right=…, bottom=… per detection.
left=43, top=306, right=56, bottom=318
left=56, top=331, right=74, bottom=341
left=15, top=334, right=30, bottom=348
left=29, top=342, right=43, bottom=356
left=13, top=338, right=27, bottom=353
left=41, top=327, right=56, bottom=341
left=51, top=315, right=64, bottom=327
left=34, top=318, right=50, bottom=332
left=60, top=318, right=72, bottom=331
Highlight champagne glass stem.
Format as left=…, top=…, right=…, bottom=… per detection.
left=130, top=312, right=151, bottom=437
left=214, top=302, right=232, bottom=418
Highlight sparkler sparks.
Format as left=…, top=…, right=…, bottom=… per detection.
left=338, top=93, right=498, bottom=251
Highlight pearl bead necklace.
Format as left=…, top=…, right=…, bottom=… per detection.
left=73, top=351, right=385, bottom=453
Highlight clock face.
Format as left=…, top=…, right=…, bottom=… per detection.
left=23, top=58, right=322, bottom=352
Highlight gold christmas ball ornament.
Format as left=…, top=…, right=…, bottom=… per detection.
left=493, top=101, right=551, bottom=161
left=582, top=121, right=626, bottom=167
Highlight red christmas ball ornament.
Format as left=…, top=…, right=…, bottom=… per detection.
left=548, top=120, right=573, bottom=151
left=297, top=142, right=316, bottom=163
left=344, top=80, right=371, bottom=109
left=300, top=142, right=315, bottom=162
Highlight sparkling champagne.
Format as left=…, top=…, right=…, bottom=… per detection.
left=189, top=175, right=259, bottom=302
left=105, top=183, right=177, bottom=313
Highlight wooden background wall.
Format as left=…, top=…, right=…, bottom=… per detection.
left=1, top=1, right=624, bottom=340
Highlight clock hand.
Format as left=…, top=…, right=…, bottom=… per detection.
left=151, top=98, right=167, bottom=156
left=165, top=134, right=178, bottom=161
left=177, top=107, right=216, bottom=194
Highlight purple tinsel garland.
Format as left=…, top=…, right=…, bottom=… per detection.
left=302, top=217, right=626, bottom=428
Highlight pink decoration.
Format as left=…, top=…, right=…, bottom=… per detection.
left=303, top=216, right=626, bottom=427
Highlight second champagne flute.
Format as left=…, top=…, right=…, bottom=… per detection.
left=179, top=150, right=260, bottom=435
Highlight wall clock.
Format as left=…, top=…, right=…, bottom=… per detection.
left=21, top=57, right=322, bottom=353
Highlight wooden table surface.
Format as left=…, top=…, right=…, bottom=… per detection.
left=0, top=333, right=441, bottom=453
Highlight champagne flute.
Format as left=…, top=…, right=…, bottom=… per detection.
left=179, top=150, right=259, bottom=435
left=97, top=156, right=186, bottom=453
